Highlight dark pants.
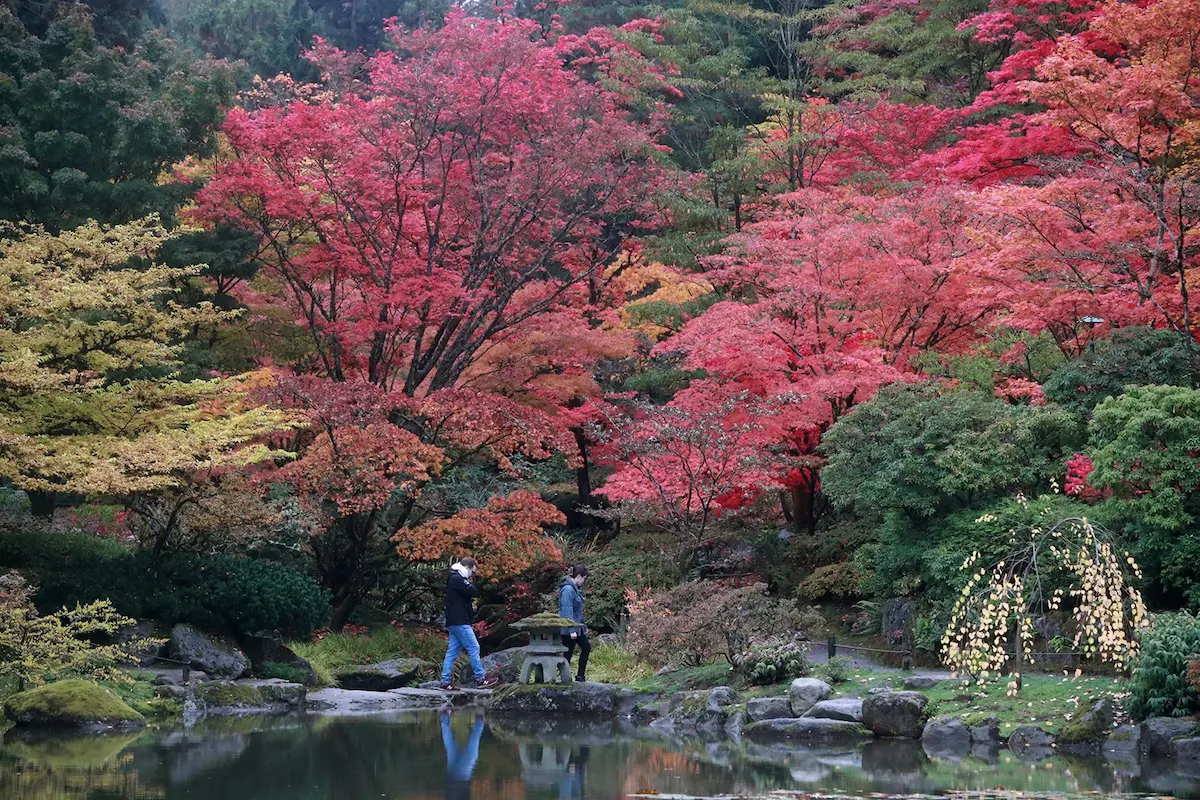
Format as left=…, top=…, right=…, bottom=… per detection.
left=561, top=633, right=590, bottom=680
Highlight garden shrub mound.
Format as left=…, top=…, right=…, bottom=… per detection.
left=0, top=529, right=330, bottom=637
left=4, top=680, right=145, bottom=731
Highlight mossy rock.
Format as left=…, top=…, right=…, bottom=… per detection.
left=192, top=679, right=305, bottom=715
left=3, top=680, right=145, bottom=731
left=487, top=682, right=618, bottom=716
left=1057, top=699, right=1114, bottom=753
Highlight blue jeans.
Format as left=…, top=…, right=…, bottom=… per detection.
left=443, top=714, right=484, bottom=782
left=441, top=624, right=485, bottom=684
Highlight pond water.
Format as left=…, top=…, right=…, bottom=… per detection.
left=1, top=712, right=1197, bottom=800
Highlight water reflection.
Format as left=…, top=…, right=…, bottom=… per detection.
left=0, top=712, right=1196, bottom=800
left=444, top=713, right=484, bottom=800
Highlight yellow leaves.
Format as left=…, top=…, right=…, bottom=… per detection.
left=0, top=218, right=295, bottom=496
left=607, top=254, right=713, bottom=341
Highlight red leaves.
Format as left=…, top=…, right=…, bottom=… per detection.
left=400, top=490, right=564, bottom=578
left=276, top=424, right=443, bottom=515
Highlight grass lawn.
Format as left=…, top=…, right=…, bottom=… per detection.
left=590, top=644, right=1130, bottom=731
left=289, top=626, right=447, bottom=686
left=921, top=673, right=1130, bottom=733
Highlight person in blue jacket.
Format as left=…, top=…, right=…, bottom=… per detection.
left=440, top=557, right=498, bottom=690
left=558, top=564, right=589, bottom=682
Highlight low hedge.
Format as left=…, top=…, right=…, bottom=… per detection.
left=0, top=529, right=329, bottom=637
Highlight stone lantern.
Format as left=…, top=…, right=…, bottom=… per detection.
left=511, top=612, right=576, bottom=684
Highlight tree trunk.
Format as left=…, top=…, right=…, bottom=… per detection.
left=27, top=490, right=55, bottom=519
left=572, top=427, right=592, bottom=504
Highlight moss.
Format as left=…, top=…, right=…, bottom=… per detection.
left=511, top=612, right=578, bottom=630
left=195, top=683, right=262, bottom=707
left=4, top=680, right=144, bottom=727
left=1057, top=700, right=1113, bottom=744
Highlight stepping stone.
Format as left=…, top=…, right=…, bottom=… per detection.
left=803, top=698, right=863, bottom=723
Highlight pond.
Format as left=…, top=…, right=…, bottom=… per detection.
left=0, top=712, right=1197, bottom=800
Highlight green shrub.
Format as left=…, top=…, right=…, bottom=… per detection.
left=817, top=656, right=852, bottom=684
left=578, top=548, right=676, bottom=632
left=587, top=642, right=655, bottom=685
left=734, top=638, right=811, bottom=686
left=627, top=580, right=824, bottom=668
left=1127, top=612, right=1200, bottom=720
left=796, top=562, right=862, bottom=601
left=262, top=662, right=312, bottom=684
left=0, top=528, right=329, bottom=636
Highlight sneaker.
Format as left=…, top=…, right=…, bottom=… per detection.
left=439, top=682, right=459, bottom=692
left=477, top=675, right=500, bottom=689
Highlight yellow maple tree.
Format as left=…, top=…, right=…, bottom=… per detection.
left=0, top=218, right=295, bottom=507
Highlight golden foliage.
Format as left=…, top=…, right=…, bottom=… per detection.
left=607, top=255, right=713, bottom=341
left=0, top=572, right=153, bottom=690
left=0, top=218, right=297, bottom=496
left=941, top=496, right=1148, bottom=692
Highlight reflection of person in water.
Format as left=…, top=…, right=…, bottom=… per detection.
left=442, top=712, right=484, bottom=800
left=558, top=746, right=589, bottom=800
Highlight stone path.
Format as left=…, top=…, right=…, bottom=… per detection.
left=306, top=687, right=493, bottom=715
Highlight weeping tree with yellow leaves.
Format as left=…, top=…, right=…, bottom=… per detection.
left=942, top=491, right=1149, bottom=693
left=0, top=217, right=294, bottom=518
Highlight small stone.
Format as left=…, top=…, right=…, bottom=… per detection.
left=1104, top=725, right=1141, bottom=758
left=788, top=677, right=833, bottom=716
left=1057, top=699, right=1114, bottom=755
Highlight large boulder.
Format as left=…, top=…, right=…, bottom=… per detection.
left=1056, top=699, right=1114, bottom=755
left=921, top=717, right=970, bottom=759
left=480, top=648, right=527, bottom=683
left=334, top=659, right=432, bottom=691
left=788, top=677, right=833, bottom=716
left=3, top=680, right=144, bottom=731
left=169, top=624, right=250, bottom=680
left=240, top=634, right=320, bottom=686
left=1103, top=725, right=1141, bottom=759
left=1172, top=737, right=1200, bottom=775
left=744, top=717, right=873, bottom=744
left=654, top=688, right=739, bottom=732
left=902, top=676, right=942, bottom=690
left=1140, top=717, right=1200, bottom=758
left=803, top=698, right=864, bottom=723
left=487, top=682, right=619, bottom=716
left=192, top=680, right=306, bottom=715
left=747, top=697, right=793, bottom=722
left=862, top=691, right=928, bottom=739
left=1008, top=725, right=1055, bottom=760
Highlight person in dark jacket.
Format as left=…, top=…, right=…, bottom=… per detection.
left=440, top=557, right=497, bottom=690
left=558, top=564, right=589, bottom=682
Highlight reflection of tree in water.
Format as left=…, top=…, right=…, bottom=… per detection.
left=0, top=731, right=164, bottom=800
